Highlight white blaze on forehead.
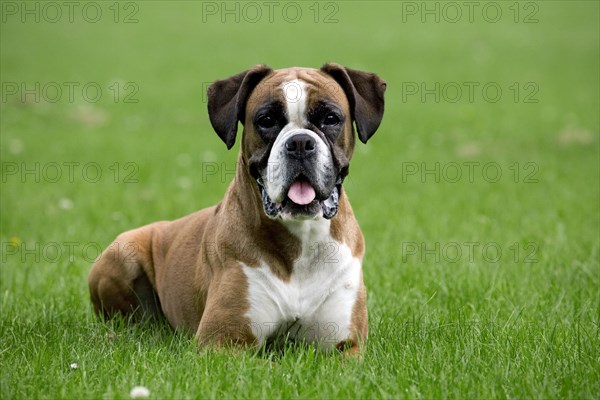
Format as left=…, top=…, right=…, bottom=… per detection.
left=280, top=79, right=308, bottom=127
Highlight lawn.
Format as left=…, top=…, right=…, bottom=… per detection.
left=1, top=1, right=598, bottom=399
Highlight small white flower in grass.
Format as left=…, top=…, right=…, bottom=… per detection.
left=70, top=363, right=78, bottom=369
left=9, top=138, right=24, bottom=155
left=130, top=386, right=150, bottom=399
left=177, top=176, right=191, bottom=190
left=58, top=197, right=74, bottom=210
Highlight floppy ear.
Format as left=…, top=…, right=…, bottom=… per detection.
left=207, top=65, right=273, bottom=149
left=320, top=63, right=386, bottom=144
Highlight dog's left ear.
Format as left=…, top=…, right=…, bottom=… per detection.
left=320, top=63, right=386, bottom=144
left=207, top=65, right=273, bottom=149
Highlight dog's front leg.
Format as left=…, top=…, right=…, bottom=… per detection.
left=195, top=265, right=256, bottom=347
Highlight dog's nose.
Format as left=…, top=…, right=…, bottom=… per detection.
left=285, top=134, right=316, bottom=157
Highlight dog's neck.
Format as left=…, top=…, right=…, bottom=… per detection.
left=215, top=151, right=343, bottom=275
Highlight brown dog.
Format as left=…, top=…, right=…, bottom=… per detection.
left=88, top=64, right=386, bottom=352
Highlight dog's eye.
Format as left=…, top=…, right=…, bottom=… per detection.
left=323, top=113, right=340, bottom=127
left=256, top=115, right=276, bottom=129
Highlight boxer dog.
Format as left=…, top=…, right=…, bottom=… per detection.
left=88, top=63, right=386, bottom=353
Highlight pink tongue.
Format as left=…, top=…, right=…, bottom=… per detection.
left=287, top=181, right=316, bottom=205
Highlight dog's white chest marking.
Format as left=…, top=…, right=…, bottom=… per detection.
left=242, top=218, right=360, bottom=350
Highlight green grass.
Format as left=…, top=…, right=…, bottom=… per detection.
left=1, top=1, right=599, bottom=399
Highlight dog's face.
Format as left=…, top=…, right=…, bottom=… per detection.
left=207, top=64, right=386, bottom=220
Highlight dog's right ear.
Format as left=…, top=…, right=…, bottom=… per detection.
left=320, top=63, right=386, bottom=144
left=207, top=65, right=273, bottom=149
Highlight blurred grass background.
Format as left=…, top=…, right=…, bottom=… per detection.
left=1, top=1, right=599, bottom=399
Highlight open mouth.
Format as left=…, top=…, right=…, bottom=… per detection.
left=257, top=176, right=341, bottom=220
left=287, top=180, right=316, bottom=205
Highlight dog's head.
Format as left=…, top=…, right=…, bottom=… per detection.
left=207, top=64, right=386, bottom=220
